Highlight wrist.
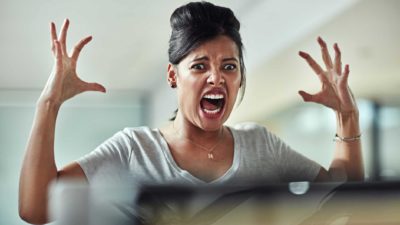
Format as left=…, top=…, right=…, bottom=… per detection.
left=334, top=133, right=361, bottom=142
left=336, top=111, right=360, bottom=137
left=36, top=97, right=61, bottom=112
left=336, top=107, right=359, bottom=118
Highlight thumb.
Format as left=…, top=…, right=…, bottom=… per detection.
left=298, top=90, right=314, bottom=102
left=82, top=81, right=107, bottom=93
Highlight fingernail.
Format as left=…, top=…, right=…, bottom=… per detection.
left=318, top=36, right=326, bottom=45
left=299, top=51, right=307, bottom=58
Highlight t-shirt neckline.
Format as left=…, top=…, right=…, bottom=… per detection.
left=155, top=126, right=240, bottom=185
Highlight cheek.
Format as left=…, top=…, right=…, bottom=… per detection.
left=230, top=73, right=242, bottom=91
left=227, top=74, right=242, bottom=105
left=177, top=77, right=202, bottom=106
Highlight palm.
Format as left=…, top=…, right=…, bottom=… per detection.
left=57, top=57, right=85, bottom=101
left=299, top=37, right=357, bottom=114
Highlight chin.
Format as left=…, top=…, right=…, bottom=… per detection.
left=197, top=109, right=233, bottom=131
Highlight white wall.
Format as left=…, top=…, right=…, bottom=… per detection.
left=148, top=82, right=178, bottom=128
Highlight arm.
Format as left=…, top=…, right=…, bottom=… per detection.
left=330, top=112, right=363, bottom=181
left=298, top=37, right=364, bottom=182
left=18, top=19, right=106, bottom=224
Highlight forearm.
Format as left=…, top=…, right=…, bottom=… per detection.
left=329, top=111, right=364, bottom=181
left=19, top=99, right=61, bottom=223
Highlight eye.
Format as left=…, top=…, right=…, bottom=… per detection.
left=223, top=64, right=237, bottom=71
left=191, top=63, right=205, bottom=70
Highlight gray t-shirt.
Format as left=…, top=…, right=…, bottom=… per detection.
left=77, top=123, right=321, bottom=185
left=76, top=123, right=321, bottom=187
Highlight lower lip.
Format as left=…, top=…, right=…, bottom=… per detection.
left=199, top=104, right=225, bottom=120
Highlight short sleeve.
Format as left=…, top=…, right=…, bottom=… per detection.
left=262, top=128, right=321, bottom=182
left=76, top=129, right=133, bottom=185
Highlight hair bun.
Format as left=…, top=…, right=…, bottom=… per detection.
left=170, top=2, right=240, bottom=32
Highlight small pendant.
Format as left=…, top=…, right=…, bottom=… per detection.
left=208, top=153, right=214, bottom=159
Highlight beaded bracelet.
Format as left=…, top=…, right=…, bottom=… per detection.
left=333, top=133, right=361, bottom=142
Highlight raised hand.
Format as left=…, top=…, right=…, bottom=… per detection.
left=298, top=37, right=357, bottom=115
left=39, top=19, right=106, bottom=106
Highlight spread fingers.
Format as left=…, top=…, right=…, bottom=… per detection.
left=71, top=36, right=93, bottom=61
left=299, top=51, right=324, bottom=76
left=318, top=37, right=333, bottom=70
left=59, top=19, right=69, bottom=55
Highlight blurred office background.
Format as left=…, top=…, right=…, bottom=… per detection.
left=0, top=0, right=399, bottom=224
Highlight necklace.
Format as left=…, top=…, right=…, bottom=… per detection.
left=173, top=125, right=224, bottom=160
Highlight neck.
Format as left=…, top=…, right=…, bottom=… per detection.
left=172, top=111, right=224, bottom=142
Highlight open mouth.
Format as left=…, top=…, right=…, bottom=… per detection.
left=200, top=93, right=225, bottom=115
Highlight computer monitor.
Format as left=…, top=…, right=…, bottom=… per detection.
left=49, top=180, right=400, bottom=225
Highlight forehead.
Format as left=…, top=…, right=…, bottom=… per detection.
left=184, top=35, right=239, bottom=61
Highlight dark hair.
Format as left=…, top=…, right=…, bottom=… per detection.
left=168, top=1, right=246, bottom=121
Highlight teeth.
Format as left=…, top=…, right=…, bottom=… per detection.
left=203, top=94, right=224, bottom=99
left=203, top=107, right=222, bottom=114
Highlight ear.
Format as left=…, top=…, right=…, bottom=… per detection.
left=167, top=63, right=177, bottom=88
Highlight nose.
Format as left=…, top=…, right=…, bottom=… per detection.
left=207, top=70, right=225, bottom=86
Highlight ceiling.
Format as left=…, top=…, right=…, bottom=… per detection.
left=1, top=0, right=399, bottom=123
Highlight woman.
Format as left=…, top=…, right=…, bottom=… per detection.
left=19, top=1, right=363, bottom=224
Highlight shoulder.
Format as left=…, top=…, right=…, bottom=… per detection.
left=229, top=122, right=281, bottom=147
left=82, top=126, right=162, bottom=164
left=120, top=126, right=156, bottom=138
left=98, top=126, right=158, bottom=149
left=229, top=122, right=271, bottom=137
left=230, top=122, right=263, bottom=131
left=228, top=122, right=268, bottom=144
left=119, top=126, right=166, bottom=150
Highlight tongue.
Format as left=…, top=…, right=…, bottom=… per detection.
left=201, top=99, right=219, bottom=111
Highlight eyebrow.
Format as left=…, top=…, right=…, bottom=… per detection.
left=222, top=57, right=239, bottom=62
left=191, top=56, right=209, bottom=62
left=191, top=56, right=239, bottom=63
